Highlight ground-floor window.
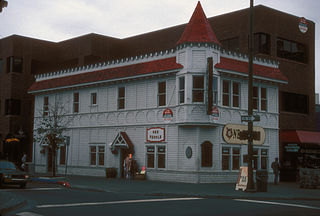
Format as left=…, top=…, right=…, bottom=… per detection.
left=90, top=145, right=105, bottom=166
left=146, top=145, right=166, bottom=169
left=222, top=146, right=241, bottom=170
left=251, top=148, right=268, bottom=170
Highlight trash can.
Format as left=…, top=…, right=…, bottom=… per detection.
left=256, top=170, right=268, bottom=192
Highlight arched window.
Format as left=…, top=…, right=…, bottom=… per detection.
left=201, top=141, right=213, bottom=167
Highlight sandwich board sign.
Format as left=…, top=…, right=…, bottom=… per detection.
left=235, top=166, right=248, bottom=191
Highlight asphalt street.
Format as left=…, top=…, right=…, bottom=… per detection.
left=3, top=181, right=320, bottom=216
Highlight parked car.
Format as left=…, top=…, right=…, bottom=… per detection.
left=0, top=160, right=30, bottom=188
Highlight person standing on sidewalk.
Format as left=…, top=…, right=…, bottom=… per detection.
left=21, top=152, right=27, bottom=171
left=271, top=157, right=280, bottom=184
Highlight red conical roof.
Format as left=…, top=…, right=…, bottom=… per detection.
left=177, top=1, right=221, bottom=46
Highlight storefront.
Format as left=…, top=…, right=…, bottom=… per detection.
left=280, top=130, right=320, bottom=181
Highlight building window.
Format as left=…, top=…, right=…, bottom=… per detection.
left=232, top=148, right=241, bottom=170
left=232, top=82, right=240, bottom=108
left=213, top=76, right=218, bottom=105
left=179, top=77, right=185, bottom=104
left=146, top=146, right=155, bottom=168
left=222, top=80, right=240, bottom=108
left=7, top=56, right=23, bottom=73
left=221, top=37, right=240, bottom=51
left=281, top=92, right=309, bottom=114
left=254, top=33, right=270, bottom=55
left=261, top=88, right=267, bottom=111
left=59, top=145, right=66, bottom=165
left=193, top=76, right=204, bottom=103
left=157, top=146, right=166, bottom=169
left=252, top=148, right=259, bottom=170
left=201, top=141, right=212, bottom=167
left=222, top=147, right=230, bottom=170
left=43, top=96, right=49, bottom=116
left=222, top=147, right=241, bottom=170
left=73, top=92, right=79, bottom=113
left=118, top=87, right=125, bottom=110
left=90, top=145, right=105, bottom=166
left=5, top=99, right=21, bottom=115
left=91, top=92, right=97, bottom=106
left=277, top=38, right=307, bottom=63
left=158, top=81, right=166, bottom=106
left=261, top=149, right=268, bottom=170
left=253, top=86, right=259, bottom=110
left=222, top=80, right=230, bottom=106
left=146, top=146, right=166, bottom=169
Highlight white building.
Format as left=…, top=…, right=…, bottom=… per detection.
left=29, top=2, right=287, bottom=183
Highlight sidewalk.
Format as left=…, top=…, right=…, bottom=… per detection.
left=1, top=174, right=320, bottom=215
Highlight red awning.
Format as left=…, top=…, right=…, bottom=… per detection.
left=280, top=130, right=320, bottom=144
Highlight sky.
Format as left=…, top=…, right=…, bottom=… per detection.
left=1, top=0, right=319, bottom=94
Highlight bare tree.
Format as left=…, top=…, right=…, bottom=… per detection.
left=34, top=99, right=72, bottom=177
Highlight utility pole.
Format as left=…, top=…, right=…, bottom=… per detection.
left=246, top=0, right=255, bottom=192
left=0, top=0, right=8, bottom=12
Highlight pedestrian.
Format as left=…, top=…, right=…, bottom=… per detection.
left=271, top=157, right=280, bottom=184
left=21, top=152, right=27, bottom=171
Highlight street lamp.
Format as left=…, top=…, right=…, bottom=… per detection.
left=0, top=0, right=8, bottom=12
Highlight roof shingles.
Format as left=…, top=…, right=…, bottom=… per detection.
left=29, top=57, right=183, bottom=93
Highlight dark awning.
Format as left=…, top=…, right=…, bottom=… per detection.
left=280, top=130, right=320, bottom=145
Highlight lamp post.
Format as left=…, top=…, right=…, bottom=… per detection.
left=0, top=0, right=8, bottom=12
left=246, top=0, right=255, bottom=192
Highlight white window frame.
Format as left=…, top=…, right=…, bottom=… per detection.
left=222, top=79, right=240, bottom=108
left=90, top=92, right=97, bottom=106
left=253, top=86, right=268, bottom=112
left=43, top=96, right=49, bottom=116
left=178, top=76, right=185, bottom=104
left=192, top=75, right=205, bottom=103
left=145, top=145, right=166, bottom=170
left=89, top=144, right=105, bottom=166
left=157, top=81, right=167, bottom=107
left=221, top=146, right=242, bottom=171
left=118, top=86, right=125, bottom=110
left=73, top=92, right=80, bottom=113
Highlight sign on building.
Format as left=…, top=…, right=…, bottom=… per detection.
left=146, top=127, right=165, bottom=143
left=235, top=166, right=248, bottom=191
left=222, top=124, right=265, bottom=145
left=163, top=108, right=173, bottom=123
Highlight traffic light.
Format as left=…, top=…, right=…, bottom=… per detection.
left=0, top=0, right=8, bottom=12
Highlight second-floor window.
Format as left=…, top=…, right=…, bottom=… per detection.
left=253, top=86, right=267, bottom=111
left=158, top=81, right=166, bottom=106
left=254, top=33, right=270, bottom=55
left=222, top=80, right=240, bottom=108
left=192, top=76, right=204, bottom=103
left=43, top=96, right=49, bottom=116
left=118, top=87, right=125, bottom=110
left=90, top=92, right=97, bottom=106
left=221, top=37, right=240, bottom=51
left=213, top=76, right=218, bottom=105
left=73, top=92, right=79, bottom=113
left=179, top=77, right=185, bottom=104
left=7, top=56, right=23, bottom=73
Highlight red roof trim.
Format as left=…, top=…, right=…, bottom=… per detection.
left=215, top=57, right=288, bottom=82
left=29, top=57, right=183, bottom=93
left=176, top=1, right=221, bottom=46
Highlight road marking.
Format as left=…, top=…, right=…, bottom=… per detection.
left=1, top=187, right=62, bottom=192
left=234, top=199, right=320, bottom=210
left=37, top=197, right=203, bottom=208
left=16, top=212, right=43, bottom=216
